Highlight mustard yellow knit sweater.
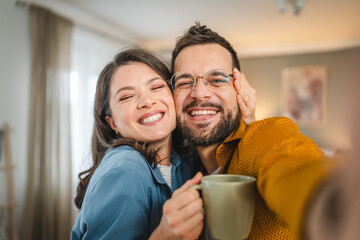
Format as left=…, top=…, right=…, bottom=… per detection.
left=217, top=117, right=331, bottom=239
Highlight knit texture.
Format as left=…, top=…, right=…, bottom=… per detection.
left=217, top=117, right=331, bottom=239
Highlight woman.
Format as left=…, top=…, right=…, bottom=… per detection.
left=71, top=48, right=256, bottom=239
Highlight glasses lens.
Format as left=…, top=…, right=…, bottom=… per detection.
left=172, top=72, right=195, bottom=93
left=205, top=69, right=231, bottom=88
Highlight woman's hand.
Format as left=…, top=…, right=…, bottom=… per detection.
left=233, top=68, right=257, bottom=126
left=150, top=172, right=204, bottom=240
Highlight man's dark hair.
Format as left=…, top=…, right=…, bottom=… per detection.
left=171, top=22, right=240, bottom=74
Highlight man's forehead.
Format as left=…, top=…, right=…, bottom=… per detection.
left=174, top=44, right=233, bottom=74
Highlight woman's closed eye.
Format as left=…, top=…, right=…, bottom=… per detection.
left=151, top=83, right=166, bottom=91
left=119, top=94, right=134, bottom=102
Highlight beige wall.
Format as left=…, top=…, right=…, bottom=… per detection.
left=0, top=1, right=31, bottom=235
left=241, top=48, right=360, bottom=150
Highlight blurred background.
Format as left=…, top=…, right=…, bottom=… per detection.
left=0, top=0, right=359, bottom=239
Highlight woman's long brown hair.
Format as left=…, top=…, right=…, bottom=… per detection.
left=74, top=48, right=171, bottom=209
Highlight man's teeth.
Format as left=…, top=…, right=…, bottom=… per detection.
left=190, top=110, right=217, bottom=117
left=142, top=113, right=163, bottom=124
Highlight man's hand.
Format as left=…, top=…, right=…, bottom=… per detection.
left=233, top=68, right=257, bottom=126
left=150, top=172, right=204, bottom=240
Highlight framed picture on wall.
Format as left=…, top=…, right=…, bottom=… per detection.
left=281, top=65, right=327, bottom=126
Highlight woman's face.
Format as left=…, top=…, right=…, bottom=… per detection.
left=106, top=62, right=176, bottom=144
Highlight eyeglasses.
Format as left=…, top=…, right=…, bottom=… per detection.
left=169, top=69, right=234, bottom=95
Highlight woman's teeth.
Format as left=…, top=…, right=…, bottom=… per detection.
left=141, top=113, right=163, bottom=124
left=190, top=110, right=217, bottom=117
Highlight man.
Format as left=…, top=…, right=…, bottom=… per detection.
left=169, top=23, right=331, bottom=239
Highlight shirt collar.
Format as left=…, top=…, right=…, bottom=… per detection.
left=221, top=119, right=247, bottom=144
left=215, top=119, right=246, bottom=170
left=149, top=148, right=181, bottom=186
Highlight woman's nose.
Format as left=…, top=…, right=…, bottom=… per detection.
left=137, top=94, right=157, bottom=109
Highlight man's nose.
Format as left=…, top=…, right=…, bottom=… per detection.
left=190, top=76, right=211, bottom=100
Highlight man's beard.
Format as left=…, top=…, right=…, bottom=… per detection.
left=176, top=102, right=241, bottom=147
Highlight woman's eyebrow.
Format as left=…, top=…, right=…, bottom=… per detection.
left=146, top=77, right=162, bottom=85
left=114, top=86, right=134, bottom=99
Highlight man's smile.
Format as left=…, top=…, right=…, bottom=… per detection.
left=189, top=109, right=218, bottom=117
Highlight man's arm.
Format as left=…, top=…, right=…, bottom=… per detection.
left=246, top=118, right=334, bottom=238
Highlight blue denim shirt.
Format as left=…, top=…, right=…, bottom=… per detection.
left=71, top=145, right=200, bottom=240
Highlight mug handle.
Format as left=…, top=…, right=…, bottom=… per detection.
left=189, top=184, right=202, bottom=191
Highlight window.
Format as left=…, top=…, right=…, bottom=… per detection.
left=69, top=26, right=129, bottom=212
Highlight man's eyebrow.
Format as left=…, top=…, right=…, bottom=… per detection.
left=176, top=73, right=192, bottom=78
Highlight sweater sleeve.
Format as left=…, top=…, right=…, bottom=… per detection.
left=249, top=117, right=333, bottom=239
left=72, top=162, right=150, bottom=240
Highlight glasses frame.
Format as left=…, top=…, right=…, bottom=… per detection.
left=169, top=68, right=234, bottom=95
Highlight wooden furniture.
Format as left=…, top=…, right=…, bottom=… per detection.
left=0, top=124, right=19, bottom=240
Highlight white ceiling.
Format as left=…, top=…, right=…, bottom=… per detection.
left=54, top=0, right=360, bottom=57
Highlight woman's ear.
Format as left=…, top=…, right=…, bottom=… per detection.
left=105, top=116, right=119, bottom=134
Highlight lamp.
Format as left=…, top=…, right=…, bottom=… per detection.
left=278, top=0, right=304, bottom=15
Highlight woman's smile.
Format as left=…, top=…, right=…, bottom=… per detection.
left=138, top=111, right=165, bottom=125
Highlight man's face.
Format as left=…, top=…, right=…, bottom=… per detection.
left=173, top=43, right=240, bottom=146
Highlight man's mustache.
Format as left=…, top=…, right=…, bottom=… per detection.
left=182, top=100, right=223, bottom=113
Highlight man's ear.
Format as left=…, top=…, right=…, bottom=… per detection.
left=105, top=116, right=118, bottom=134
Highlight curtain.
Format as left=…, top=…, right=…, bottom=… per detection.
left=23, top=6, right=73, bottom=240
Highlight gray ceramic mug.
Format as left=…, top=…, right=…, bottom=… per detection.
left=190, top=174, right=257, bottom=240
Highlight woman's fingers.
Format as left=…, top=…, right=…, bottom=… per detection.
left=236, top=94, right=247, bottom=113
left=172, top=172, right=202, bottom=197
left=158, top=175, right=204, bottom=239
left=164, top=198, right=203, bottom=230
left=174, top=208, right=204, bottom=239
left=164, top=189, right=200, bottom=215
left=164, top=171, right=203, bottom=222
left=233, top=68, right=257, bottom=125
